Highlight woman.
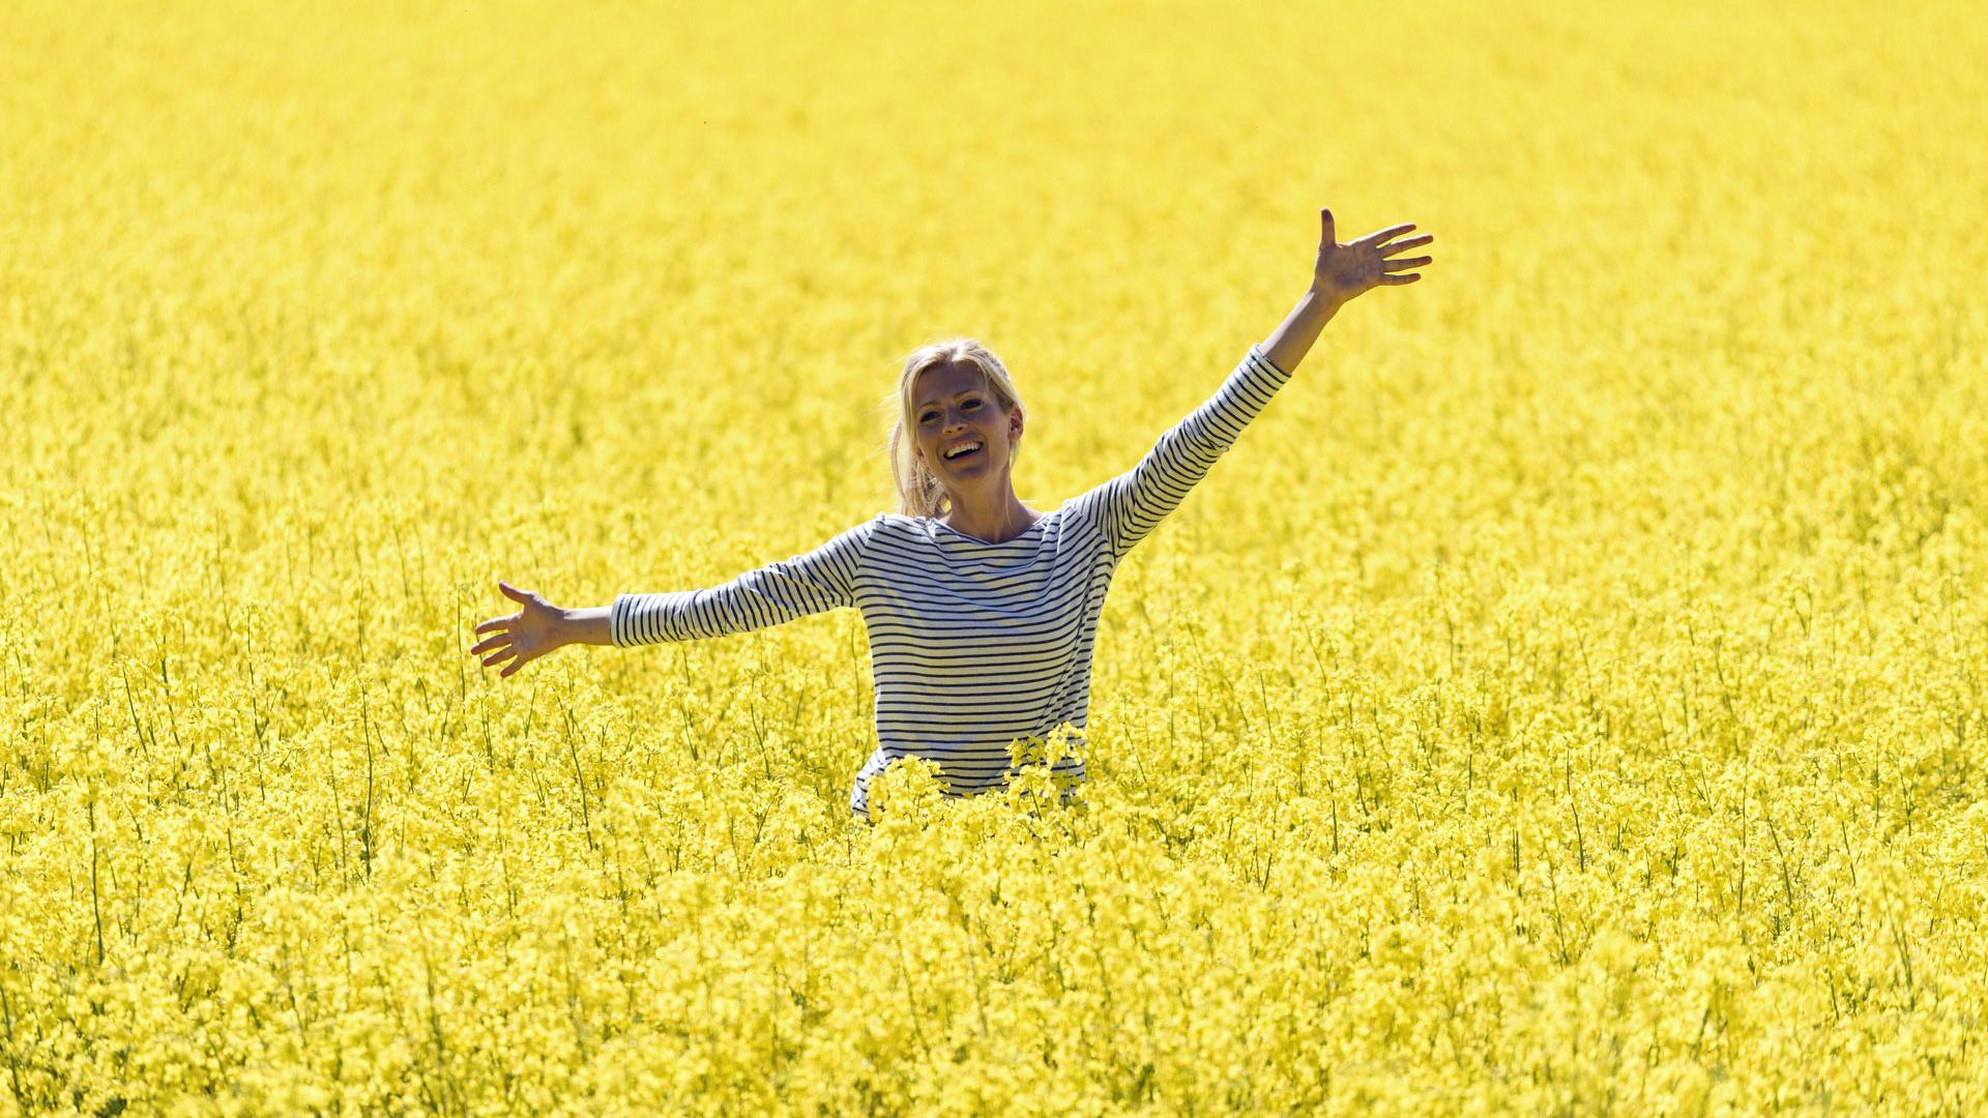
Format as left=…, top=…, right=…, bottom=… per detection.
left=472, top=207, right=1434, bottom=820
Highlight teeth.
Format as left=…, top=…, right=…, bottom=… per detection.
left=944, top=442, right=981, bottom=459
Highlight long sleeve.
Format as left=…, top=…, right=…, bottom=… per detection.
left=611, top=518, right=874, bottom=646
left=1075, top=343, right=1293, bottom=560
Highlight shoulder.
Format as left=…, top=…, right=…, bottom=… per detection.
left=871, top=512, right=940, bottom=536
left=1057, top=484, right=1106, bottom=524
left=800, top=514, right=890, bottom=558
left=861, top=513, right=934, bottom=550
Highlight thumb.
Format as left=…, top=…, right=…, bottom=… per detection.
left=1320, top=207, right=1336, bottom=246
left=499, top=580, right=532, bottom=603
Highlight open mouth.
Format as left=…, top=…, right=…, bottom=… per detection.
left=942, top=440, right=983, bottom=464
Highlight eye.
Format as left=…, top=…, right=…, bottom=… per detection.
left=963, top=399, right=982, bottom=410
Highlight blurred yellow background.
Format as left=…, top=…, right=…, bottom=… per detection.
left=3, top=0, right=1985, bottom=1111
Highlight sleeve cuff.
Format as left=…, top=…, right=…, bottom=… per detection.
left=1249, top=343, right=1292, bottom=381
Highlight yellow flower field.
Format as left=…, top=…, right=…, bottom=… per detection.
left=4, top=0, right=1986, bottom=1112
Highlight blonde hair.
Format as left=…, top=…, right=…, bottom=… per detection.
left=884, top=338, right=1026, bottom=518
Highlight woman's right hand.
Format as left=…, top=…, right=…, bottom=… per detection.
left=471, top=581, right=569, bottom=678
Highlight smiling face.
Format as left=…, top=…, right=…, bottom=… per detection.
left=912, top=361, right=1023, bottom=505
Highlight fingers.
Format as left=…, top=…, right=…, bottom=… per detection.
left=1379, top=233, right=1434, bottom=257
left=1321, top=208, right=1335, bottom=245
left=1383, top=255, right=1433, bottom=271
left=1377, top=272, right=1422, bottom=285
left=470, top=634, right=510, bottom=655
left=472, top=615, right=515, bottom=635
left=480, top=643, right=534, bottom=675
left=1360, top=223, right=1417, bottom=249
left=499, top=580, right=535, bottom=603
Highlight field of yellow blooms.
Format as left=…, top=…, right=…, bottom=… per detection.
left=4, top=0, right=1987, bottom=1112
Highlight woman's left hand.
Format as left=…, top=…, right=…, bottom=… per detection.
left=1311, top=208, right=1434, bottom=304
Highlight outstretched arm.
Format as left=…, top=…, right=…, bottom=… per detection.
left=471, top=518, right=875, bottom=678
left=1261, top=207, right=1433, bottom=375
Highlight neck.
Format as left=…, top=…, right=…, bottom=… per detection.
left=943, top=487, right=1037, bottom=543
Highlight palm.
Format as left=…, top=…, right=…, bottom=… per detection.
left=1313, top=208, right=1433, bottom=302
left=470, top=581, right=565, bottom=678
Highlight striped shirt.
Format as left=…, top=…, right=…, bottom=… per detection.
left=612, top=343, right=1293, bottom=819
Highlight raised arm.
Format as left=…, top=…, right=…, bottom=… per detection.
left=470, top=518, right=875, bottom=678
left=1077, top=343, right=1294, bottom=559
left=1076, top=207, right=1433, bottom=560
